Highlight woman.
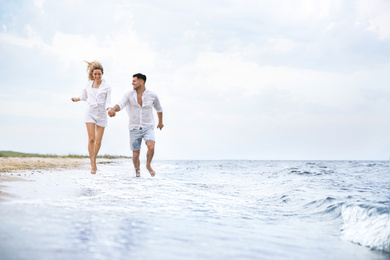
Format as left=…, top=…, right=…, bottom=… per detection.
left=71, top=61, right=111, bottom=174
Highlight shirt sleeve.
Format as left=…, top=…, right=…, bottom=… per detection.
left=153, top=94, right=163, bottom=113
left=80, top=82, right=91, bottom=101
left=117, top=91, right=131, bottom=110
left=80, top=87, right=87, bottom=101
left=105, top=86, right=112, bottom=109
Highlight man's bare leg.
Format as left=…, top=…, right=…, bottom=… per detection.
left=146, top=141, right=156, bottom=177
left=133, top=150, right=141, bottom=177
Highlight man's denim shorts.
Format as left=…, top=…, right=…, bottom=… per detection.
left=129, top=125, right=155, bottom=151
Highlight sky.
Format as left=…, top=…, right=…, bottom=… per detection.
left=1, top=0, right=390, bottom=160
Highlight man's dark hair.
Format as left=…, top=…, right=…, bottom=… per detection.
left=133, top=73, right=147, bottom=82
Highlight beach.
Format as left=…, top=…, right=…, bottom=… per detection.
left=0, top=160, right=389, bottom=260
left=0, top=157, right=89, bottom=172
left=0, top=157, right=89, bottom=201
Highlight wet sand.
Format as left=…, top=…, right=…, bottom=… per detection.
left=0, top=157, right=90, bottom=201
left=0, top=175, right=28, bottom=201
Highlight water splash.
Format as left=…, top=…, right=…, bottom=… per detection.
left=341, top=203, right=390, bottom=253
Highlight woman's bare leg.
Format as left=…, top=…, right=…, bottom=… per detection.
left=86, top=123, right=97, bottom=174
left=94, top=125, right=105, bottom=163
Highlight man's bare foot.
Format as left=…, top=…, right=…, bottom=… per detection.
left=135, top=169, right=140, bottom=177
left=146, top=165, right=156, bottom=177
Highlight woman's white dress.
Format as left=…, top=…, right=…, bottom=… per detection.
left=80, top=79, right=111, bottom=127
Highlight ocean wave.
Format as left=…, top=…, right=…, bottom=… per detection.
left=303, top=197, right=343, bottom=219
left=341, top=203, right=390, bottom=253
left=287, top=168, right=334, bottom=176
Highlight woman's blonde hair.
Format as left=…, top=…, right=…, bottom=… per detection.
left=84, top=60, right=104, bottom=81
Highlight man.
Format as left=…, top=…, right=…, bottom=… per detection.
left=108, top=73, right=163, bottom=177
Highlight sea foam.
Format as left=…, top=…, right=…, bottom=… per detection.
left=341, top=203, right=390, bottom=253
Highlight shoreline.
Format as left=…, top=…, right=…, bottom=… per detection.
left=0, top=175, right=29, bottom=201
left=0, top=157, right=90, bottom=173
left=0, top=157, right=92, bottom=202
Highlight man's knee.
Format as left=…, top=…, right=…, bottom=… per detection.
left=146, top=141, right=155, bottom=150
left=133, top=150, right=140, bottom=158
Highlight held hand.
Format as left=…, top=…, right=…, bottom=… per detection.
left=157, top=123, right=164, bottom=130
left=108, top=108, right=116, bottom=117
left=71, top=97, right=78, bottom=102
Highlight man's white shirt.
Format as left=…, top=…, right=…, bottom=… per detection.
left=118, top=89, right=163, bottom=130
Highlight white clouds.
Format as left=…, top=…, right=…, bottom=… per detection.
left=24, top=24, right=35, bottom=37
left=229, top=0, right=340, bottom=23
left=51, top=32, right=101, bottom=62
left=113, top=2, right=134, bottom=24
left=165, top=47, right=390, bottom=156
left=325, top=22, right=336, bottom=32
left=250, top=38, right=299, bottom=56
left=49, top=30, right=155, bottom=72
left=367, top=11, right=390, bottom=39
left=268, top=38, right=298, bottom=53
left=171, top=49, right=383, bottom=117
left=33, top=0, right=45, bottom=15
left=356, top=0, right=390, bottom=39
left=104, top=32, right=156, bottom=70
left=0, top=30, right=45, bottom=49
left=0, top=24, right=155, bottom=73
left=299, top=0, right=342, bottom=20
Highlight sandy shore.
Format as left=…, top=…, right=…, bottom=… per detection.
left=0, top=157, right=90, bottom=173
left=0, top=157, right=91, bottom=201
left=0, top=175, right=29, bottom=201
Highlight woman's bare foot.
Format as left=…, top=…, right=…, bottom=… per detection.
left=135, top=169, right=140, bottom=177
left=146, top=165, right=155, bottom=177
left=91, top=163, right=97, bottom=174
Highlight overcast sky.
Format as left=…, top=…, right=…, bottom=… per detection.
left=1, top=0, right=390, bottom=160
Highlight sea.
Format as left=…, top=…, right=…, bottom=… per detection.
left=0, top=160, right=389, bottom=260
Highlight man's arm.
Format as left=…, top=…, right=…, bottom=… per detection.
left=109, top=91, right=131, bottom=117
left=107, top=105, right=121, bottom=117
left=157, top=112, right=164, bottom=130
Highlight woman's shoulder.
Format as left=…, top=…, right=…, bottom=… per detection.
left=85, top=80, right=93, bottom=88
left=101, top=79, right=111, bottom=89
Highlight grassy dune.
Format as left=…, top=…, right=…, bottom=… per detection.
left=0, top=151, right=130, bottom=159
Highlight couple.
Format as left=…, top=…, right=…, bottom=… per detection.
left=71, top=61, right=164, bottom=177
